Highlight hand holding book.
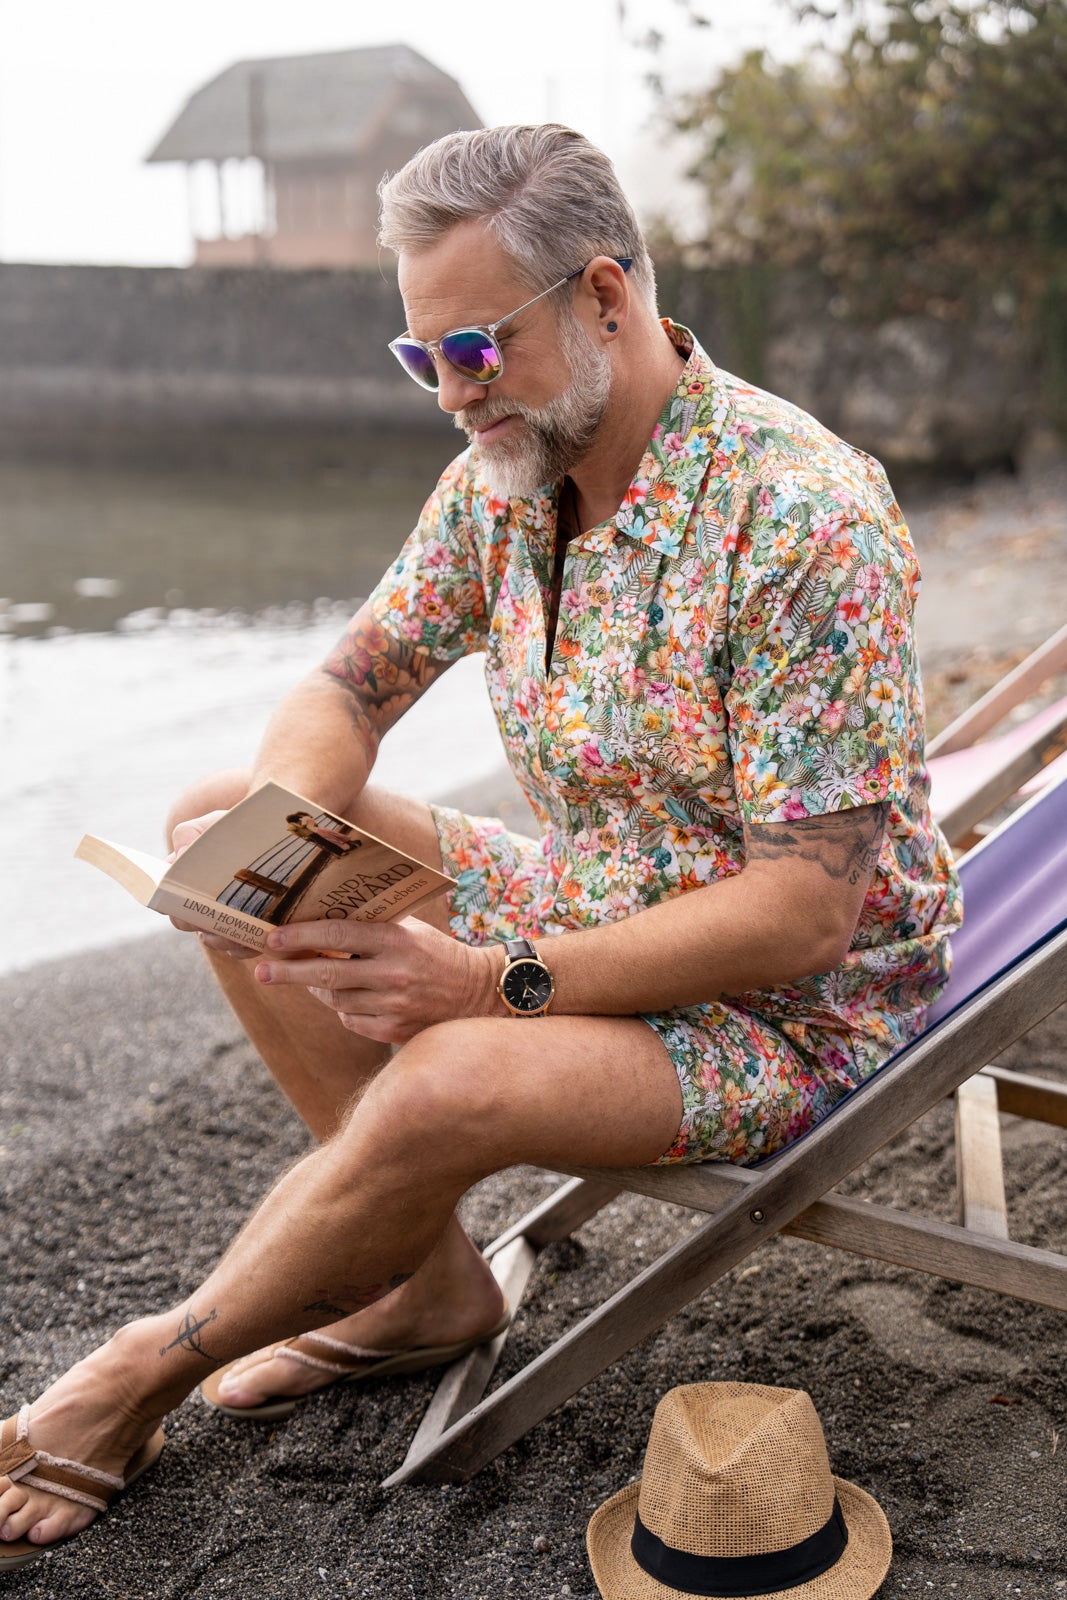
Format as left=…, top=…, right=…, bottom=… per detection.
left=251, top=912, right=500, bottom=1045
left=77, top=782, right=454, bottom=957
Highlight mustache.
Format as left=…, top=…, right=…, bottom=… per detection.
left=455, top=398, right=537, bottom=434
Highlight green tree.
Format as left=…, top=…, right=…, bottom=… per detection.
left=669, top=1, right=1067, bottom=309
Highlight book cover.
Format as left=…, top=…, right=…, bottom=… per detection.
left=76, top=782, right=453, bottom=951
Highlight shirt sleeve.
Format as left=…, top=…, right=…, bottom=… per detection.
left=367, top=452, right=491, bottom=661
left=723, top=479, right=923, bottom=824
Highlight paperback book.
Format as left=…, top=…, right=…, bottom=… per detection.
left=76, top=781, right=452, bottom=951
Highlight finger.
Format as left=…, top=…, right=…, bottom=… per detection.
left=337, top=1009, right=412, bottom=1044
left=265, top=918, right=387, bottom=958
left=307, top=984, right=388, bottom=1016
left=170, top=810, right=228, bottom=856
left=256, top=954, right=368, bottom=989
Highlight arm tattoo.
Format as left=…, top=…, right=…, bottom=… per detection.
left=159, top=1308, right=218, bottom=1360
left=745, top=802, right=888, bottom=887
left=321, top=606, right=448, bottom=744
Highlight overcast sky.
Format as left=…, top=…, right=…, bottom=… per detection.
left=0, top=0, right=813, bottom=266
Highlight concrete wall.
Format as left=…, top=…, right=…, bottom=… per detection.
left=0, top=260, right=1055, bottom=474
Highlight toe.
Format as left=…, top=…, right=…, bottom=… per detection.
left=1, top=1489, right=95, bottom=1546
left=2, top=1493, right=41, bottom=1541
left=0, top=1482, right=29, bottom=1538
left=28, top=1502, right=95, bottom=1545
left=215, top=1353, right=267, bottom=1400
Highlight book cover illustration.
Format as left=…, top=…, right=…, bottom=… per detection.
left=76, top=782, right=453, bottom=951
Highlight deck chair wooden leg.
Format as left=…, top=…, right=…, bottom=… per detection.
left=385, top=1179, right=784, bottom=1487
left=399, top=1177, right=622, bottom=1473
left=955, top=1073, right=1009, bottom=1238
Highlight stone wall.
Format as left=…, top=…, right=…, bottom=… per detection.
left=0, top=260, right=1056, bottom=474
left=0, top=263, right=445, bottom=466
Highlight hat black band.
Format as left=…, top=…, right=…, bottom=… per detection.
left=630, top=1496, right=849, bottom=1597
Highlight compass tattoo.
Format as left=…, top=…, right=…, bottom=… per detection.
left=158, top=1308, right=218, bottom=1360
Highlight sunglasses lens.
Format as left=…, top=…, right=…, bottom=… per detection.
left=390, top=339, right=439, bottom=391
left=438, top=329, right=502, bottom=384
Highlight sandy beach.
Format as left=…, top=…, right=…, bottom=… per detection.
left=2, top=464, right=1065, bottom=1598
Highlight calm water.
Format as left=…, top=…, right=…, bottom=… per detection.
left=0, top=439, right=507, bottom=973
left=0, top=434, right=456, bottom=637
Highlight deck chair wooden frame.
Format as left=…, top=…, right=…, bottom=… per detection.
left=929, top=619, right=1067, bottom=848
left=385, top=761, right=1067, bottom=1488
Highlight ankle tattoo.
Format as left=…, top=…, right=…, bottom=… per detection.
left=158, top=1308, right=218, bottom=1360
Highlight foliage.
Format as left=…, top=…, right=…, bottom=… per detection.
left=666, top=1, right=1067, bottom=308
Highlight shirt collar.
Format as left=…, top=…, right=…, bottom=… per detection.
left=577, top=319, right=728, bottom=558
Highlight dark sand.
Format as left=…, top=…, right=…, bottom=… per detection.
left=3, top=900, right=1065, bottom=1598
left=3, top=465, right=1067, bottom=1598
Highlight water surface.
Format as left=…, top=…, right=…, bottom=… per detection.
left=0, top=440, right=505, bottom=973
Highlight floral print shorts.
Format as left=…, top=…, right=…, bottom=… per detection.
left=432, top=804, right=862, bottom=1167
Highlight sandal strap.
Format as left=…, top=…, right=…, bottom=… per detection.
left=0, top=1408, right=37, bottom=1482
left=278, top=1332, right=404, bottom=1375
left=0, top=1407, right=124, bottom=1515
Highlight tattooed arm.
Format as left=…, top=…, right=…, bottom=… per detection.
left=744, top=802, right=888, bottom=896
left=447, top=799, right=892, bottom=1020
left=248, top=603, right=450, bottom=812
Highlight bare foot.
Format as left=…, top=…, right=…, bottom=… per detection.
left=0, top=1323, right=170, bottom=1556
left=213, top=1223, right=505, bottom=1410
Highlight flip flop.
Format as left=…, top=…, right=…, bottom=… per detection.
left=0, top=1405, right=165, bottom=1571
left=200, top=1305, right=512, bottom=1422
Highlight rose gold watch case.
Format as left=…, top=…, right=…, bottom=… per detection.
left=496, top=953, right=555, bottom=1016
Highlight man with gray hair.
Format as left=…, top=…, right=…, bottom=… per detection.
left=0, top=124, right=958, bottom=1567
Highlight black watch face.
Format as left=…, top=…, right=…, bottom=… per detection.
left=501, top=958, right=553, bottom=1014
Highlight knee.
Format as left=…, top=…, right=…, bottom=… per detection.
left=352, top=1021, right=508, bottom=1170
left=164, top=767, right=253, bottom=850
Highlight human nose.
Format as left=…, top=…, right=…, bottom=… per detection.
left=434, top=359, right=490, bottom=415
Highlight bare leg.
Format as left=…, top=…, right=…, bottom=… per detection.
left=167, top=770, right=506, bottom=1385
left=0, top=1013, right=682, bottom=1552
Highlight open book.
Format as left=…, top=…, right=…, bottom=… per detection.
left=76, top=781, right=452, bottom=952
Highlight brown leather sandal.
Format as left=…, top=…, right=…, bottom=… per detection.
left=0, top=1405, right=165, bottom=1570
left=200, top=1304, right=512, bottom=1422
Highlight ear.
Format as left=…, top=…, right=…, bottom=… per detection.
left=577, top=256, right=630, bottom=342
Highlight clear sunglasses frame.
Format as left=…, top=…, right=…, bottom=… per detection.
left=388, top=256, right=633, bottom=391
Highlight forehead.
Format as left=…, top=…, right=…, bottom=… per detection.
left=398, top=219, right=534, bottom=338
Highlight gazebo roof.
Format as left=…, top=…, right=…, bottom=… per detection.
left=146, top=43, right=481, bottom=163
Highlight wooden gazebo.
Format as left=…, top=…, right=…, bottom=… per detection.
left=146, top=44, right=481, bottom=268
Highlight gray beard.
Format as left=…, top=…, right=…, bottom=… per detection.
left=456, top=317, right=612, bottom=500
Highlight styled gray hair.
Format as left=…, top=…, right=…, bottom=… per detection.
left=378, top=124, right=657, bottom=311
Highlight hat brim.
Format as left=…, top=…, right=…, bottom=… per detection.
left=587, top=1475, right=891, bottom=1600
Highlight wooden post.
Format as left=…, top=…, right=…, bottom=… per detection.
left=955, top=1073, right=1009, bottom=1238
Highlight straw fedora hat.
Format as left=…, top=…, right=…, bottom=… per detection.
left=587, top=1383, right=891, bottom=1600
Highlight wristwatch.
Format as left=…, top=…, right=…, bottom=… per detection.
left=497, top=938, right=555, bottom=1017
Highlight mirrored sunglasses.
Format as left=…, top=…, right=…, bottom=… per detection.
left=388, top=257, right=633, bottom=392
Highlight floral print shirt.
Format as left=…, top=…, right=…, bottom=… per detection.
left=369, top=323, right=962, bottom=1071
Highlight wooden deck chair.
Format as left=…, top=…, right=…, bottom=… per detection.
left=385, top=767, right=1067, bottom=1487
left=928, top=620, right=1067, bottom=850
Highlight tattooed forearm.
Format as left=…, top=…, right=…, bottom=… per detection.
left=321, top=606, right=447, bottom=741
left=159, top=1308, right=218, bottom=1360
left=745, top=802, right=888, bottom=886
left=301, top=1300, right=351, bottom=1317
